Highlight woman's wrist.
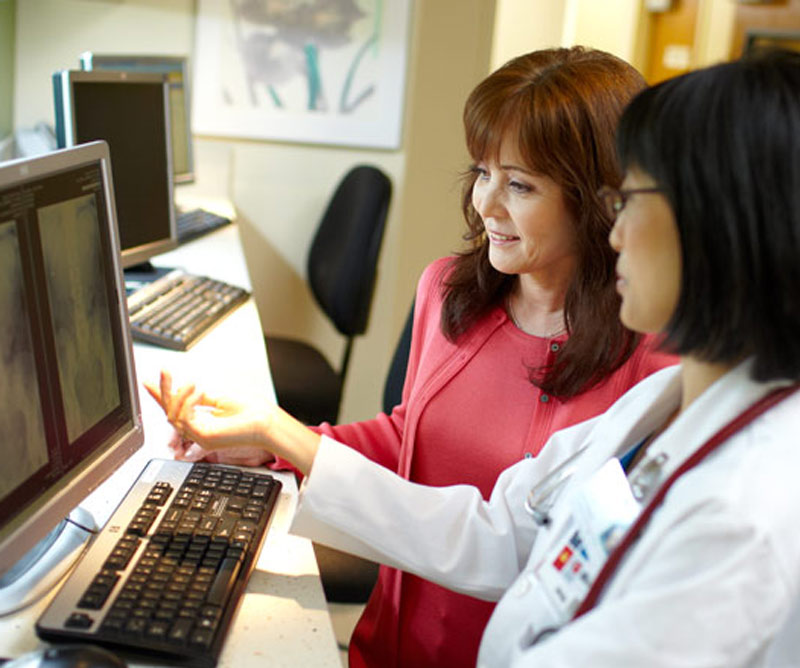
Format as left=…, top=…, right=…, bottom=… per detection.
left=259, top=406, right=321, bottom=475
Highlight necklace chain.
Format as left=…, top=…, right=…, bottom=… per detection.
left=506, top=296, right=566, bottom=339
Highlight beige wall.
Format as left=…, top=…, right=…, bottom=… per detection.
left=491, top=0, right=643, bottom=71
left=695, top=0, right=737, bottom=66
left=489, top=0, right=736, bottom=80
left=11, top=0, right=496, bottom=424
left=13, top=0, right=195, bottom=123
left=493, top=0, right=645, bottom=67
left=0, top=0, right=14, bottom=139
left=491, top=0, right=566, bottom=69
left=566, top=0, right=643, bottom=64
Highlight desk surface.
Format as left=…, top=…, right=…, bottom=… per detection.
left=0, top=224, right=340, bottom=667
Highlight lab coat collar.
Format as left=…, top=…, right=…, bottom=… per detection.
left=630, top=357, right=793, bottom=487
left=524, top=358, right=788, bottom=568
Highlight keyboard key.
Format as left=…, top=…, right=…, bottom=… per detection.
left=189, top=627, right=215, bottom=650
left=65, top=612, right=94, bottom=629
left=207, top=557, right=241, bottom=607
left=168, top=617, right=193, bottom=644
left=123, top=618, right=147, bottom=636
left=146, top=620, right=170, bottom=640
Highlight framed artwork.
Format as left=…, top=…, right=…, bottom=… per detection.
left=744, top=29, right=800, bottom=55
left=192, top=0, right=413, bottom=150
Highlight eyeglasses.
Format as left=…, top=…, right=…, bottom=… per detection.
left=598, top=185, right=664, bottom=221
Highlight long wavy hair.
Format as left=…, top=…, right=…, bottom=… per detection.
left=441, top=46, right=647, bottom=399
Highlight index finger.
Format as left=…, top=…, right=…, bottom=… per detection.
left=159, top=370, right=174, bottom=408
left=143, top=381, right=164, bottom=409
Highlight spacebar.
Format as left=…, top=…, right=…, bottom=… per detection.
left=207, top=557, right=241, bottom=607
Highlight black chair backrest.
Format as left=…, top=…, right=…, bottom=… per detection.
left=382, top=299, right=415, bottom=414
left=308, top=165, right=392, bottom=337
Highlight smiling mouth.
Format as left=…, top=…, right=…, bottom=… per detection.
left=487, top=230, right=519, bottom=243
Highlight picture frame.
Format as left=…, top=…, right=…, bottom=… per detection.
left=744, top=29, right=800, bottom=54
left=192, top=0, right=413, bottom=150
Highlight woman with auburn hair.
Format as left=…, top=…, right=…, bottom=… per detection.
left=153, top=48, right=800, bottom=665
left=445, top=47, right=652, bottom=398
left=152, top=47, right=676, bottom=667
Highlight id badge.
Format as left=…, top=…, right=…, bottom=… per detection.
left=535, top=458, right=641, bottom=621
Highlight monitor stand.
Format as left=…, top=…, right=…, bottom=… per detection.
left=0, top=507, right=96, bottom=616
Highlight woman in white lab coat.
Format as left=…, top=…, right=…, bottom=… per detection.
left=149, top=48, right=800, bottom=666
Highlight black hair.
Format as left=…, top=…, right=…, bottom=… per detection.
left=616, top=48, right=800, bottom=382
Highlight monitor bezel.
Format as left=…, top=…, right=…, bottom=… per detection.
left=0, top=141, right=144, bottom=579
left=52, top=69, right=177, bottom=269
left=78, top=52, right=196, bottom=184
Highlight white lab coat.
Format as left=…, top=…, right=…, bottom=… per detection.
left=291, top=361, right=800, bottom=666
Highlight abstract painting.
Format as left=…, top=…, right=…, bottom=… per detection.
left=192, top=0, right=412, bottom=149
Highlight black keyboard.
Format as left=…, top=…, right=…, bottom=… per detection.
left=176, top=208, right=231, bottom=244
left=127, top=269, right=249, bottom=351
left=37, top=460, right=282, bottom=667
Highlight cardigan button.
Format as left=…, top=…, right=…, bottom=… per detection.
left=550, top=342, right=560, bottom=352
left=540, top=393, right=550, bottom=403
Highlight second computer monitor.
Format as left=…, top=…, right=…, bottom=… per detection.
left=79, top=53, right=195, bottom=184
left=53, top=69, right=176, bottom=269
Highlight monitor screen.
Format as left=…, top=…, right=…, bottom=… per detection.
left=79, top=52, right=195, bottom=184
left=0, top=141, right=143, bottom=581
left=52, top=69, right=176, bottom=269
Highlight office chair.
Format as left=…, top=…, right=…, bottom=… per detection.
left=314, top=299, right=416, bottom=604
left=382, top=298, right=415, bottom=414
left=266, top=165, right=392, bottom=426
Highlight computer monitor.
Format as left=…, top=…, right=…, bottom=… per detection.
left=52, top=69, right=176, bottom=270
left=79, top=52, right=195, bottom=184
left=0, top=141, right=143, bottom=612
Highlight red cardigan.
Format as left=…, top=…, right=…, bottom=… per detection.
left=310, top=257, right=677, bottom=667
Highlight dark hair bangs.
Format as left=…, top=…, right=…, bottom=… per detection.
left=617, top=52, right=800, bottom=380
left=615, top=84, right=670, bottom=185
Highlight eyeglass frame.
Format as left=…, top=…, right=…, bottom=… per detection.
left=598, top=185, right=665, bottom=221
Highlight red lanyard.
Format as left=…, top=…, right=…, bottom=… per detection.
left=573, top=383, right=799, bottom=620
